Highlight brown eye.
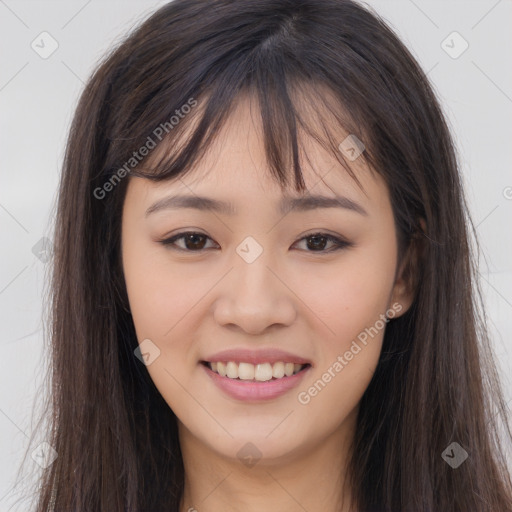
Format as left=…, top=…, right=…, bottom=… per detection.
left=181, top=233, right=207, bottom=250
left=293, top=232, right=353, bottom=253
left=160, top=231, right=352, bottom=254
left=305, top=234, right=329, bottom=251
left=160, top=232, right=217, bottom=251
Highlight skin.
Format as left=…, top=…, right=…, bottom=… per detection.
left=121, top=93, right=414, bottom=512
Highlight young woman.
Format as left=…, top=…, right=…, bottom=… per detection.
left=21, top=0, right=512, bottom=510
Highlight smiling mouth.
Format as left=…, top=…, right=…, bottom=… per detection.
left=201, top=361, right=311, bottom=382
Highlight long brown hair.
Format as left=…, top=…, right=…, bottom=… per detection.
left=16, top=0, right=512, bottom=510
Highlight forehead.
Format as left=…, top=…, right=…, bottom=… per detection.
left=128, top=91, right=389, bottom=216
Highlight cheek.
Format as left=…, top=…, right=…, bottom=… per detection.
left=123, top=239, right=207, bottom=338
left=122, top=240, right=204, bottom=407
left=122, top=237, right=225, bottom=396
left=297, top=242, right=397, bottom=352
left=292, top=248, right=396, bottom=434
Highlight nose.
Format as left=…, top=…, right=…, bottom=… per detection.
left=213, top=250, right=297, bottom=335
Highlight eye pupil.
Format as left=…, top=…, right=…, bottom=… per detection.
left=307, top=235, right=327, bottom=251
left=185, top=233, right=206, bottom=250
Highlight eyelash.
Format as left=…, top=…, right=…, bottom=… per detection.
left=158, top=231, right=353, bottom=254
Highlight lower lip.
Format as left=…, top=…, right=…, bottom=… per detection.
left=202, top=363, right=311, bottom=402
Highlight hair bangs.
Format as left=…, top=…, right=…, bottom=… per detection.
left=126, top=75, right=368, bottom=199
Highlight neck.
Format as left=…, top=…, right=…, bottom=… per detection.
left=178, top=409, right=357, bottom=512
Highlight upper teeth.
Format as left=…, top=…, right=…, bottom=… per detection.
left=209, top=361, right=305, bottom=381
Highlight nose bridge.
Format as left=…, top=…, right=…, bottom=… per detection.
left=233, top=240, right=281, bottom=303
left=213, top=238, right=296, bottom=333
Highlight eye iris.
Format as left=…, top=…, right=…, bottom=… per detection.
left=307, top=235, right=327, bottom=251
left=184, top=233, right=206, bottom=250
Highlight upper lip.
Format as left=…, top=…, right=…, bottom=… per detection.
left=202, top=348, right=312, bottom=366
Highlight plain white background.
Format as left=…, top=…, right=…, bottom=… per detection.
left=0, top=1, right=511, bottom=510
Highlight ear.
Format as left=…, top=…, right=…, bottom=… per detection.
left=389, top=220, right=426, bottom=317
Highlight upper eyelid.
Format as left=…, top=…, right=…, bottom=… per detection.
left=162, top=230, right=347, bottom=241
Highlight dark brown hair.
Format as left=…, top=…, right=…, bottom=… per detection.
left=15, top=0, right=512, bottom=510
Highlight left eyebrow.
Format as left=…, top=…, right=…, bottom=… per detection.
left=145, top=193, right=368, bottom=217
left=281, top=194, right=368, bottom=216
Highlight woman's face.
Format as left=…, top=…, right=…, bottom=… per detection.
left=121, top=95, right=412, bottom=465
